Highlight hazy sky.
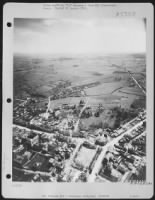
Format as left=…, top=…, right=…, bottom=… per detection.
left=14, top=18, right=146, bottom=55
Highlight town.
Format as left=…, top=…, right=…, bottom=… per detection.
left=13, top=95, right=146, bottom=182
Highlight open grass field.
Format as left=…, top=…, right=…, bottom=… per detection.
left=74, top=146, right=97, bottom=168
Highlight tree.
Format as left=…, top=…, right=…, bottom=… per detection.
left=102, top=158, right=108, bottom=166
left=94, top=111, right=100, bottom=117
left=104, top=164, right=112, bottom=176
left=103, top=122, right=109, bottom=129
left=79, top=172, right=87, bottom=182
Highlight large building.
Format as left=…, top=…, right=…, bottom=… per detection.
left=26, top=132, right=39, bottom=146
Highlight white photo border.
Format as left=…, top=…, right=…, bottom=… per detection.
left=2, top=2, right=154, bottom=199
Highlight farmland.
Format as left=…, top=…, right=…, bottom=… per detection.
left=14, top=53, right=146, bottom=111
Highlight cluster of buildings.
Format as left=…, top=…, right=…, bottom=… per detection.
left=13, top=127, right=77, bottom=182
left=13, top=95, right=146, bottom=182
left=48, top=80, right=101, bottom=101
left=49, top=81, right=101, bottom=100
left=13, top=98, right=46, bottom=126
left=97, top=122, right=146, bottom=182
left=116, top=124, right=146, bottom=157
left=13, top=96, right=104, bottom=135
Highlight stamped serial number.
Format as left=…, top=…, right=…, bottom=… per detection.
left=127, top=180, right=152, bottom=185
left=116, top=11, right=136, bottom=17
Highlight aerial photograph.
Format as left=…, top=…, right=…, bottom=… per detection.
left=13, top=17, right=146, bottom=182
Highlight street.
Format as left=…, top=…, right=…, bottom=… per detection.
left=88, top=118, right=146, bottom=182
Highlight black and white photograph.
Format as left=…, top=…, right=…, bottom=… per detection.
left=12, top=16, right=147, bottom=183
left=2, top=3, right=154, bottom=199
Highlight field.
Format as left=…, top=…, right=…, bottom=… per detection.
left=74, top=146, right=97, bottom=168
left=80, top=111, right=116, bottom=130
left=14, top=53, right=146, bottom=110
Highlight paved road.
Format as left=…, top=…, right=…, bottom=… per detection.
left=13, top=124, right=52, bottom=136
left=15, top=98, right=26, bottom=102
left=88, top=119, right=145, bottom=182
left=13, top=166, right=51, bottom=176
left=13, top=111, right=146, bottom=182
left=74, top=98, right=89, bottom=132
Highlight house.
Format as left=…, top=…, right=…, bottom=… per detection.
left=26, top=132, right=39, bottom=146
